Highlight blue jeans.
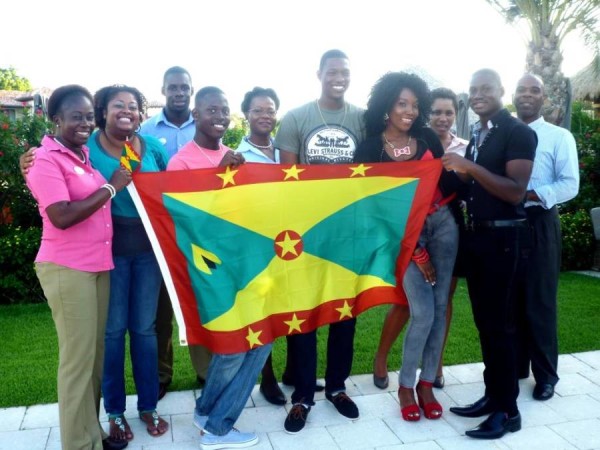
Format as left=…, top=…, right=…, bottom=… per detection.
left=102, top=251, right=161, bottom=414
left=400, top=206, right=458, bottom=387
left=196, top=344, right=272, bottom=435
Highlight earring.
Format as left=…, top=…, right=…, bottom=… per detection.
left=383, top=113, right=389, bottom=121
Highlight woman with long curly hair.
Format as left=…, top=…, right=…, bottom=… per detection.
left=355, top=72, right=459, bottom=422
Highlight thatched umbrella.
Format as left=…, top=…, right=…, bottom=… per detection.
left=571, top=63, right=600, bottom=117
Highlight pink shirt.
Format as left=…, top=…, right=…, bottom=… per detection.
left=26, top=135, right=114, bottom=272
left=446, top=133, right=469, bottom=157
left=167, top=140, right=231, bottom=170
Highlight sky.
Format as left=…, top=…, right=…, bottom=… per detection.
left=2, top=0, right=593, bottom=116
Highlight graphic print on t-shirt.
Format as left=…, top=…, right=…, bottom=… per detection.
left=304, top=125, right=357, bottom=164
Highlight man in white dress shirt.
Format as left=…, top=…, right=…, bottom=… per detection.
left=513, top=73, right=579, bottom=401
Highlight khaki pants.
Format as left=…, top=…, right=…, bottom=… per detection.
left=156, top=282, right=212, bottom=383
left=36, top=263, right=109, bottom=450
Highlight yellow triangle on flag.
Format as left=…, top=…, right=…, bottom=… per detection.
left=165, top=176, right=415, bottom=239
left=202, top=251, right=392, bottom=331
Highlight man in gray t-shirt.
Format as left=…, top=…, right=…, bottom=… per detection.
left=275, top=49, right=364, bottom=434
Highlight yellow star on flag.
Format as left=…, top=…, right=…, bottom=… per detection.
left=335, top=300, right=354, bottom=319
left=217, top=166, right=239, bottom=187
left=282, top=165, right=305, bottom=180
left=284, top=313, right=305, bottom=333
left=276, top=232, right=301, bottom=257
left=245, top=327, right=263, bottom=348
left=349, top=164, right=372, bottom=177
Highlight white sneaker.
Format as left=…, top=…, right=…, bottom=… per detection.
left=193, top=410, right=208, bottom=430
left=200, top=428, right=258, bottom=449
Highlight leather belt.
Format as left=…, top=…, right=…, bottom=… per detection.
left=465, top=219, right=527, bottom=231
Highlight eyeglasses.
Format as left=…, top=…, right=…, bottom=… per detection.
left=249, top=108, right=277, bottom=117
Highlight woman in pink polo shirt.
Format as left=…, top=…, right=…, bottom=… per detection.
left=25, top=85, right=131, bottom=450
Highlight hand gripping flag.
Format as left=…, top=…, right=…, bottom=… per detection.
left=120, top=140, right=141, bottom=172
left=129, top=161, right=441, bottom=353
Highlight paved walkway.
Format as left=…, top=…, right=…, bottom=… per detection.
left=2, top=350, right=600, bottom=450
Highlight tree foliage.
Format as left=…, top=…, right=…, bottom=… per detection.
left=0, top=67, right=32, bottom=91
left=485, top=0, right=600, bottom=125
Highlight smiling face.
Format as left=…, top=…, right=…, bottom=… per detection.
left=388, top=88, right=418, bottom=133
left=162, top=72, right=193, bottom=115
left=104, top=91, right=140, bottom=135
left=430, top=98, right=456, bottom=138
left=55, top=95, right=95, bottom=149
left=318, top=57, right=351, bottom=103
left=193, top=92, right=230, bottom=144
left=468, top=72, right=504, bottom=121
left=514, top=74, right=545, bottom=124
left=245, top=95, right=277, bottom=138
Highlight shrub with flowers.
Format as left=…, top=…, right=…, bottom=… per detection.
left=0, top=111, right=50, bottom=304
left=558, top=101, right=600, bottom=270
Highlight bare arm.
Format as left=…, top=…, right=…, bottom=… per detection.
left=279, top=150, right=298, bottom=164
left=442, top=152, right=533, bottom=205
left=46, top=168, right=132, bottom=229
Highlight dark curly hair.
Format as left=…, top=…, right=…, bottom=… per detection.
left=47, top=84, right=93, bottom=120
left=93, top=85, right=147, bottom=130
left=240, top=87, right=280, bottom=114
left=430, top=87, right=459, bottom=114
left=364, top=72, right=431, bottom=137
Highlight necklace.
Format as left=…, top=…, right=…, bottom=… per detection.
left=382, top=132, right=412, bottom=157
left=54, top=137, right=86, bottom=163
left=193, top=140, right=221, bottom=167
left=247, top=137, right=273, bottom=150
left=316, top=99, right=347, bottom=130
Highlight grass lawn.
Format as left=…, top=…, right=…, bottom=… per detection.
left=2, top=273, right=599, bottom=408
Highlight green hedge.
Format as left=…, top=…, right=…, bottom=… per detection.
left=0, top=225, right=44, bottom=303
left=1, top=104, right=598, bottom=304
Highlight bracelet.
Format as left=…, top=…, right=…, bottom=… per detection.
left=411, top=248, right=430, bottom=264
left=101, top=183, right=116, bottom=199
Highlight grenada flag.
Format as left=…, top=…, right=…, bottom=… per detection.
left=120, top=140, right=141, bottom=172
left=129, top=161, right=441, bottom=353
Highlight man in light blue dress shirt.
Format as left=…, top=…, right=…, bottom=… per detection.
left=140, top=66, right=212, bottom=400
left=513, top=73, right=579, bottom=401
left=141, top=66, right=195, bottom=158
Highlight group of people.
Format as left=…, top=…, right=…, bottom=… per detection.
left=22, top=48, right=579, bottom=450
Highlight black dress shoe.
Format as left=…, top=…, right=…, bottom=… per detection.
left=102, top=437, right=128, bottom=450
left=465, top=411, right=521, bottom=439
left=433, top=375, right=445, bottom=389
left=260, top=380, right=287, bottom=405
left=533, top=383, right=554, bottom=401
left=449, top=396, right=495, bottom=418
left=158, top=382, right=169, bottom=401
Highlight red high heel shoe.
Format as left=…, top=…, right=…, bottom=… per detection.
left=398, top=386, right=421, bottom=421
left=416, top=380, right=442, bottom=419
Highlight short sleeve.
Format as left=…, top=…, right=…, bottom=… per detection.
left=506, top=123, right=537, bottom=162
left=274, top=112, right=300, bottom=154
left=26, top=152, right=70, bottom=209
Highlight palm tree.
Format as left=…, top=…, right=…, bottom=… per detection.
left=485, top=0, right=600, bottom=125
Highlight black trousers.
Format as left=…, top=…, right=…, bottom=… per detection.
left=465, top=227, right=525, bottom=416
left=516, top=206, right=561, bottom=385
left=288, top=318, right=356, bottom=405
